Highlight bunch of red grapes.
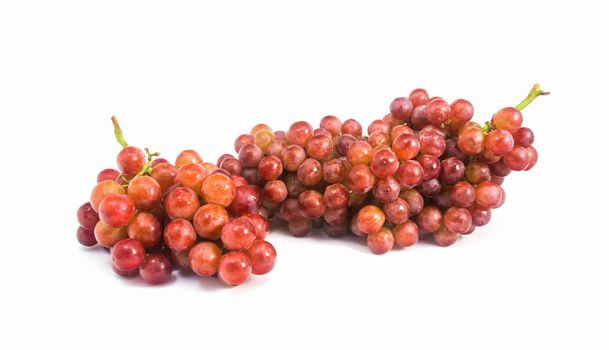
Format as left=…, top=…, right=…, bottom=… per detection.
left=77, top=119, right=276, bottom=286
left=76, top=85, right=547, bottom=286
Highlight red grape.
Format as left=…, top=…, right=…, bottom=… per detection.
left=90, top=180, right=125, bottom=212
left=368, top=131, right=391, bottom=148
left=281, top=144, right=307, bottom=171
left=94, top=221, right=127, bottom=248
left=513, top=127, right=535, bottom=147
left=411, top=105, right=430, bottom=130
left=503, top=146, right=530, bottom=171
left=254, top=129, right=276, bottom=153
left=356, top=205, right=385, bottom=235
left=267, top=139, right=287, bottom=158
left=465, top=161, right=492, bottom=184
left=417, top=179, right=441, bottom=197
left=77, top=202, right=100, bottom=230
left=469, top=205, right=492, bottom=226
left=176, top=150, right=203, bottom=168
left=399, top=189, right=424, bottom=216
left=127, top=175, right=162, bottom=210
left=234, top=134, right=254, bottom=153
left=241, top=213, right=270, bottom=239
left=392, top=134, right=420, bottom=161
left=287, top=121, right=314, bottom=147
left=367, top=227, right=394, bottom=255
left=370, top=148, right=399, bottom=178
left=229, top=185, right=261, bottom=215
left=289, top=219, right=313, bottom=237
left=306, top=134, right=333, bottom=160
left=457, top=123, right=485, bottom=155
left=396, top=160, right=424, bottom=188
left=193, top=204, right=229, bottom=240
left=297, top=158, right=323, bottom=186
left=443, top=207, right=472, bottom=234
left=322, top=158, right=348, bottom=184
left=164, top=187, right=200, bottom=220
left=201, top=173, right=236, bottom=207
left=492, top=107, right=523, bottom=133
left=335, top=134, right=356, bottom=156
left=347, top=140, right=373, bottom=165
left=258, top=155, right=283, bottom=181
left=189, top=242, right=222, bottom=277
left=419, top=131, right=446, bottom=157
left=174, top=163, right=208, bottom=193
left=390, top=124, right=415, bottom=142
left=150, top=163, right=178, bottom=193
left=417, top=155, right=441, bottom=180
left=450, top=181, right=475, bottom=208
left=433, top=225, right=460, bottom=247
left=139, top=253, right=173, bottom=285
left=347, top=164, right=375, bottom=194
left=475, top=181, right=503, bottom=209
left=409, top=88, right=429, bottom=106
left=382, top=198, right=409, bottom=225
left=320, top=115, right=342, bottom=136
left=246, top=240, right=276, bottom=275
left=163, top=218, right=197, bottom=252
left=298, top=190, right=326, bottom=219
left=372, top=177, right=401, bottom=203
left=263, top=180, right=288, bottom=204
left=323, top=183, right=349, bottom=209
left=77, top=226, right=97, bottom=247
left=98, top=194, right=135, bottom=228
left=393, top=220, right=419, bottom=248
left=341, top=119, right=362, bottom=137
left=390, top=97, right=414, bottom=121
left=439, top=157, right=465, bottom=184
left=221, top=218, right=256, bottom=251
left=117, top=146, right=146, bottom=178
left=97, top=168, right=120, bottom=183
left=416, top=206, right=442, bottom=233
left=425, top=98, right=450, bottom=125
left=323, top=207, right=348, bottom=225
left=238, top=143, right=264, bottom=168
left=250, top=123, right=272, bottom=136
left=485, top=129, right=515, bottom=156
left=449, top=99, right=474, bottom=125
left=112, top=238, right=145, bottom=271
left=127, top=212, right=162, bottom=248
left=218, top=252, right=252, bottom=286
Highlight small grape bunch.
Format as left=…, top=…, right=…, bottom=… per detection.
left=76, top=117, right=276, bottom=286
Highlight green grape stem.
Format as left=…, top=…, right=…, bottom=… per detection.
left=111, top=116, right=128, bottom=148
left=135, top=148, right=161, bottom=176
left=515, top=83, right=550, bottom=111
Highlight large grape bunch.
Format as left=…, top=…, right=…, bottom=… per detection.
left=76, top=84, right=547, bottom=286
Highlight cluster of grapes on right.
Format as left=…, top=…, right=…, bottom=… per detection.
left=222, top=84, right=546, bottom=254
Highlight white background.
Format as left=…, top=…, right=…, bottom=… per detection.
left=1, top=1, right=607, bottom=349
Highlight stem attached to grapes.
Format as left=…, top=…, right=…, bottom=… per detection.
left=481, top=121, right=493, bottom=134
left=515, top=84, right=550, bottom=111
left=135, top=148, right=161, bottom=177
left=111, top=116, right=128, bottom=148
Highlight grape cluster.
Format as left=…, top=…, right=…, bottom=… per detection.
left=223, top=85, right=544, bottom=253
left=76, top=85, right=546, bottom=286
left=76, top=118, right=276, bottom=286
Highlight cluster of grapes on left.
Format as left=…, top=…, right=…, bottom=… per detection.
left=76, top=117, right=276, bottom=286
